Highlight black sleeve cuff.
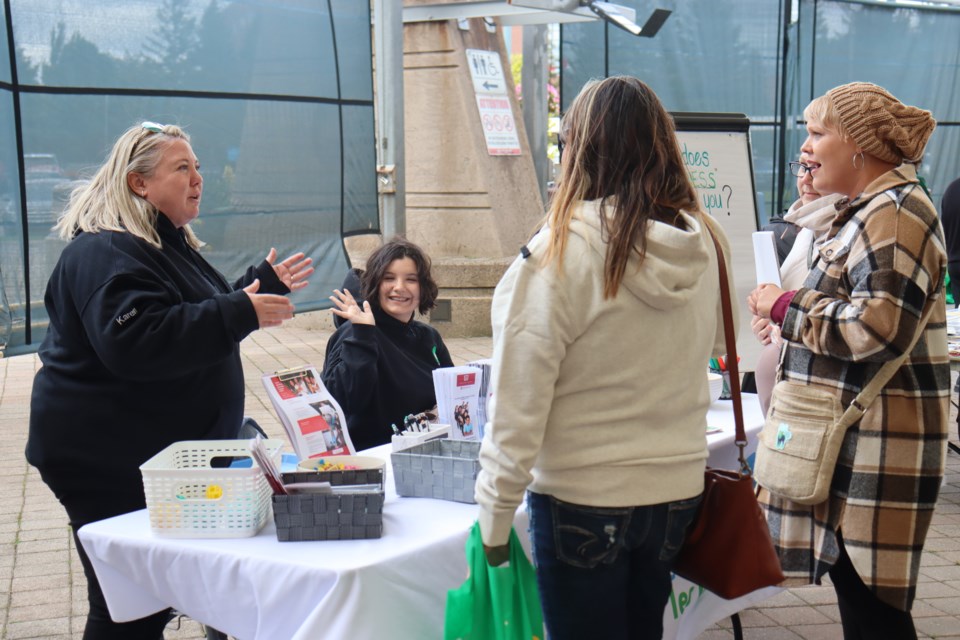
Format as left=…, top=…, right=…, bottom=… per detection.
left=253, top=260, right=290, bottom=295
left=348, top=323, right=377, bottom=342
left=233, top=260, right=291, bottom=295
left=215, top=289, right=261, bottom=340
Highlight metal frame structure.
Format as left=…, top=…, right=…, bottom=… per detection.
left=374, top=1, right=670, bottom=235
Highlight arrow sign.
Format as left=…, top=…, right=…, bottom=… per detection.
left=466, top=49, right=520, bottom=155
left=466, top=49, right=508, bottom=96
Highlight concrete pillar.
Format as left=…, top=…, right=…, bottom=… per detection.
left=400, top=6, right=545, bottom=336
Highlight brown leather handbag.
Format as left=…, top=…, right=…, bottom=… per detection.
left=672, top=223, right=785, bottom=600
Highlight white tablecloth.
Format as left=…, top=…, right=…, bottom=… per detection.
left=79, top=394, right=775, bottom=640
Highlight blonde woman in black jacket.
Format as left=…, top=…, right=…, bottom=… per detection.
left=26, top=121, right=312, bottom=639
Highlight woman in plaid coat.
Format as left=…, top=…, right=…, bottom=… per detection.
left=749, top=82, right=948, bottom=639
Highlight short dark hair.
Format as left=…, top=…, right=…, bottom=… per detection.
left=360, top=238, right=439, bottom=315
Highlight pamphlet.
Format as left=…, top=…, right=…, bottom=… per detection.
left=261, top=365, right=356, bottom=459
left=465, top=358, right=493, bottom=437
left=752, top=230, right=782, bottom=287
left=433, top=366, right=484, bottom=441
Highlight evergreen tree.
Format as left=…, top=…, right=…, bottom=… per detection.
left=143, top=0, right=200, bottom=84
left=14, top=46, right=40, bottom=85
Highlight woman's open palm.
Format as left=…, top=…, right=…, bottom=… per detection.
left=330, top=288, right=374, bottom=326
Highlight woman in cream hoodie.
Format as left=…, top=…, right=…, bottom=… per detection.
left=475, top=76, right=737, bottom=640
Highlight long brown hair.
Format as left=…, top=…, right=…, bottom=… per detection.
left=546, top=76, right=700, bottom=298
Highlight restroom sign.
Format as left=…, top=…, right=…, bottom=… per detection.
left=466, top=49, right=521, bottom=156
left=466, top=49, right=507, bottom=95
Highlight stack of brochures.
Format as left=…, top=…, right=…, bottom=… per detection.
left=465, top=359, right=493, bottom=434
left=261, top=365, right=356, bottom=460
left=433, top=365, right=487, bottom=441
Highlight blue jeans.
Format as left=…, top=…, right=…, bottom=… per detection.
left=527, top=491, right=702, bottom=640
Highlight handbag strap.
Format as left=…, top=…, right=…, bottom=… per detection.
left=703, top=220, right=749, bottom=475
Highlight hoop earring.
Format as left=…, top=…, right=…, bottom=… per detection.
left=852, top=151, right=864, bottom=170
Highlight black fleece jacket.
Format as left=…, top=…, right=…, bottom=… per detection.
left=321, top=306, right=453, bottom=451
left=942, top=177, right=960, bottom=268
left=26, top=213, right=289, bottom=497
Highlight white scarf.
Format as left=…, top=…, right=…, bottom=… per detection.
left=779, top=193, right=844, bottom=290
left=782, top=192, right=843, bottom=235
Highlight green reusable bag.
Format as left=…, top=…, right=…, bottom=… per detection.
left=444, top=521, right=544, bottom=640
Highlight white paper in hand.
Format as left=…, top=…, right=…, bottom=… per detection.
left=752, top=231, right=781, bottom=287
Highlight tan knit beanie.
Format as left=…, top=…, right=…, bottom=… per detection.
left=826, top=82, right=935, bottom=164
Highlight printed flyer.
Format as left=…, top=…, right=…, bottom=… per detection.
left=433, top=366, right=484, bottom=441
left=261, top=365, right=355, bottom=459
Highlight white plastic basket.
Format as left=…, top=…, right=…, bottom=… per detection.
left=139, top=439, right=283, bottom=538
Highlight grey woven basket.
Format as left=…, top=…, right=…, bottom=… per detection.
left=272, top=468, right=384, bottom=541
left=390, top=440, right=481, bottom=503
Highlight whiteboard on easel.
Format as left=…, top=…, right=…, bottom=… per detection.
left=673, top=114, right=761, bottom=371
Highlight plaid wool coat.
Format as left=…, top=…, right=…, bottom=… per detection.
left=759, top=164, right=950, bottom=611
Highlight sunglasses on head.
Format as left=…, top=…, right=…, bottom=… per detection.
left=141, top=121, right=166, bottom=133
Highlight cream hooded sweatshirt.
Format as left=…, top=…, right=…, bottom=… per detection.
left=476, top=200, right=737, bottom=546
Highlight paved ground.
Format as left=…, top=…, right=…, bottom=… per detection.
left=1, top=320, right=959, bottom=639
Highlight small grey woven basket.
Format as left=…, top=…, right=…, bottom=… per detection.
left=390, top=440, right=481, bottom=504
left=272, top=468, right=384, bottom=541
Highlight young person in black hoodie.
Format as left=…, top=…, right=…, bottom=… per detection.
left=322, top=239, right=453, bottom=451
left=25, top=121, right=312, bottom=639
left=942, top=176, right=960, bottom=306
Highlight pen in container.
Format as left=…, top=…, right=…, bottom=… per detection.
left=249, top=435, right=288, bottom=495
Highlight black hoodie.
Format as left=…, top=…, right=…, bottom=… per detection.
left=942, top=176, right=960, bottom=268
left=321, top=305, right=453, bottom=451
left=26, top=213, right=289, bottom=496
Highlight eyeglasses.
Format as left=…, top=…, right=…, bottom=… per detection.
left=557, top=138, right=565, bottom=162
left=789, top=161, right=813, bottom=177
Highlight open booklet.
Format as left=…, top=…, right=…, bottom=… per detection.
left=261, top=365, right=356, bottom=459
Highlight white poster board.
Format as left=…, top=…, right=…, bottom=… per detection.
left=674, top=116, right=761, bottom=370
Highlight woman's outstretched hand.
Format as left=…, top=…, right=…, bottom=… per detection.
left=243, top=279, right=295, bottom=328
left=265, top=248, right=313, bottom=292
left=330, top=288, right=374, bottom=326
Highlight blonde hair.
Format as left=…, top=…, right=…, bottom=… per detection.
left=546, top=76, right=700, bottom=298
left=803, top=95, right=848, bottom=140
left=55, top=122, right=202, bottom=250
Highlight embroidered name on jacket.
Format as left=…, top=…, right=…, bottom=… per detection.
left=116, top=308, right=138, bottom=326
